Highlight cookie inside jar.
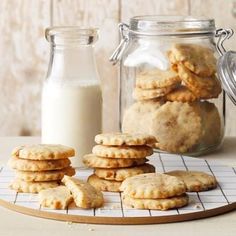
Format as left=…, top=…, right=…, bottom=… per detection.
left=117, top=16, right=224, bottom=155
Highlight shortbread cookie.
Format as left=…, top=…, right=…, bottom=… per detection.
left=122, top=100, right=163, bottom=135
left=120, top=173, right=186, bottom=199
left=92, top=145, right=153, bottom=159
left=8, top=156, right=71, bottom=171
left=166, top=86, right=198, bottom=102
left=12, top=144, right=75, bottom=160
left=88, top=174, right=121, bottom=192
left=168, top=43, right=216, bottom=77
left=9, top=179, right=59, bottom=193
left=15, top=166, right=75, bottom=182
left=83, top=154, right=148, bottom=169
left=39, top=186, right=73, bottom=209
left=122, top=193, right=189, bottom=210
left=62, top=175, right=104, bottom=208
left=166, top=170, right=217, bottom=192
left=95, top=133, right=156, bottom=146
left=191, top=101, right=222, bottom=147
left=133, top=85, right=176, bottom=100
left=151, top=101, right=202, bottom=153
left=136, top=69, right=181, bottom=89
left=95, top=163, right=155, bottom=181
left=178, top=64, right=217, bottom=96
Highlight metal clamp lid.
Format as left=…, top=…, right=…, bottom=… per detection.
left=215, top=29, right=236, bottom=105
left=109, top=23, right=130, bottom=65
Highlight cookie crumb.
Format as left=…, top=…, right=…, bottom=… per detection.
left=89, top=228, right=94, bottom=231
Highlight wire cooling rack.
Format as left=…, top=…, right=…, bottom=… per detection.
left=0, top=153, right=235, bottom=224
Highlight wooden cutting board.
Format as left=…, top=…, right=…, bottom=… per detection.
left=0, top=153, right=235, bottom=225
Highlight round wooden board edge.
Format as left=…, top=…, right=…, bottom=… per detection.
left=0, top=198, right=236, bottom=225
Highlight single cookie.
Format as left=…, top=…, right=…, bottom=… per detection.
left=168, top=43, right=216, bottom=77
left=133, top=85, right=176, bottom=100
left=9, top=179, right=59, bottom=193
left=120, top=173, right=186, bottom=199
left=178, top=64, right=217, bottom=97
left=62, top=175, right=104, bottom=208
left=12, top=144, right=75, bottom=160
left=15, top=166, right=75, bottom=182
left=191, top=101, right=222, bottom=147
left=92, top=145, right=153, bottom=159
left=87, top=174, right=122, bottom=192
left=83, top=154, right=148, bottom=169
left=122, top=100, right=163, bottom=135
left=95, top=133, right=157, bottom=146
left=94, top=163, right=155, bottom=181
left=8, top=156, right=71, bottom=171
left=166, top=86, right=198, bottom=102
left=122, top=193, right=189, bottom=210
left=39, top=186, right=73, bottom=209
left=151, top=101, right=202, bottom=153
left=136, top=69, right=181, bottom=89
left=166, top=170, right=217, bottom=192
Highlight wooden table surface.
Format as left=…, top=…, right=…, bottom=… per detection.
left=0, top=136, right=236, bottom=236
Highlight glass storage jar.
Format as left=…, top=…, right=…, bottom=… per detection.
left=111, top=16, right=232, bottom=156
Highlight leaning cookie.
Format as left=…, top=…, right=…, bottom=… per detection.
left=168, top=43, right=216, bottom=77
left=62, top=175, right=104, bottom=209
left=165, top=170, right=217, bottom=192
left=122, top=193, right=189, bottom=210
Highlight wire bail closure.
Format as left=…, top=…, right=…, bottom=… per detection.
left=109, top=23, right=130, bottom=65
left=215, top=28, right=234, bottom=56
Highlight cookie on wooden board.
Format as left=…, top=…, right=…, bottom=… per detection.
left=94, top=163, right=155, bottom=181
left=122, top=193, right=189, bottom=210
left=92, top=145, right=153, bottom=159
left=95, top=133, right=156, bottom=146
left=120, top=173, right=186, bottom=199
left=39, top=186, right=73, bottom=209
left=83, top=154, right=148, bottom=169
left=12, top=144, right=75, bottom=160
left=87, top=174, right=122, bottom=192
left=166, top=170, right=217, bottom=192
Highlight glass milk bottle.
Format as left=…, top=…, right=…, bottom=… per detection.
left=42, top=27, right=102, bottom=167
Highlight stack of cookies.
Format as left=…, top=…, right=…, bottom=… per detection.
left=83, top=133, right=156, bottom=192
left=120, top=173, right=189, bottom=211
left=8, top=144, right=75, bottom=193
left=123, top=43, right=222, bottom=154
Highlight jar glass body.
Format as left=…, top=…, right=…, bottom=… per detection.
left=120, top=17, right=224, bottom=156
left=42, top=27, right=102, bottom=167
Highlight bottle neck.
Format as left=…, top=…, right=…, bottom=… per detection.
left=46, top=44, right=99, bottom=83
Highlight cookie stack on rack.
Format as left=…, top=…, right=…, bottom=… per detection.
left=8, top=144, right=75, bottom=193
left=83, top=133, right=156, bottom=192
left=123, top=43, right=222, bottom=154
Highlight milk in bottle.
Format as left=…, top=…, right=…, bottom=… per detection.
left=42, top=27, right=102, bottom=167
